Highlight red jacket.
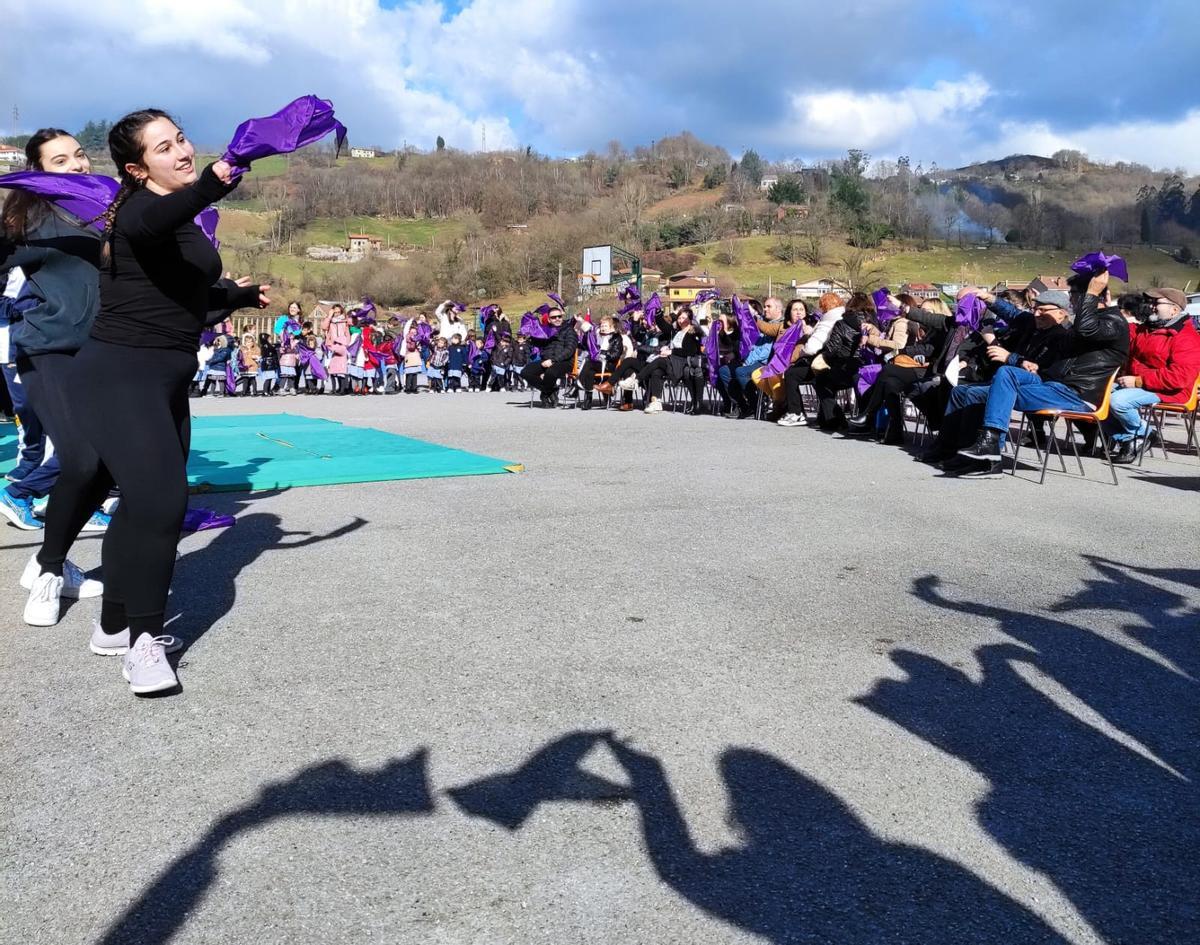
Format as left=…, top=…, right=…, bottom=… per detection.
left=1129, top=318, right=1200, bottom=404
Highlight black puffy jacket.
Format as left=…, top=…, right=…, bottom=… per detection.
left=534, top=320, right=580, bottom=364
left=1041, top=295, right=1129, bottom=404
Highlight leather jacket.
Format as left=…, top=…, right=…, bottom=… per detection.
left=1041, top=295, right=1129, bottom=405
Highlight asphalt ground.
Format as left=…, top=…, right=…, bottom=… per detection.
left=1, top=389, right=1196, bottom=945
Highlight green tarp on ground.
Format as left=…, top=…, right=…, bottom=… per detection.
left=0, top=415, right=522, bottom=494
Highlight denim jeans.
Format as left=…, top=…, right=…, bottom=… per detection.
left=982, top=366, right=1091, bottom=433
left=945, top=382, right=1007, bottom=449
left=1, top=361, right=44, bottom=478
left=734, top=351, right=768, bottom=391
left=1104, top=387, right=1160, bottom=441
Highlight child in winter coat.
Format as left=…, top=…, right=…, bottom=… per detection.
left=490, top=336, right=515, bottom=390
left=447, top=334, right=469, bottom=391
left=511, top=334, right=531, bottom=391
left=427, top=337, right=450, bottom=392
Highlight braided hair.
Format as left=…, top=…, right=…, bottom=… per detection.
left=95, top=108, right=174, bottom=258
left=1, top=127, right=74, bottom=239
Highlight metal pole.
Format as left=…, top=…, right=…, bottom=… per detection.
left=557, top=263, right=563, bottom=300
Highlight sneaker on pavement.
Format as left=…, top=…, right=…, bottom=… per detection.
left=20, top=554, right=102, bottom=599
left=644, top=400, right=663, bottom=414
left=0, top=491, right=43, bottom=530
left=23, top=572, right=64, bottom=626
left=31, top=496, right=48, bottom=518
left=958, top=429, right=1002, bottom=462
left=777, top=413, right=806, bottom=427
left=121, top=634, right=179, bottom=694
left=79, top=510, right=111, bottom=533
left=952, top=458, right=1005, bottom=478
left=90, top=622, right=182, bottom=657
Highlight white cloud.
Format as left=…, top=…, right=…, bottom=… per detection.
left=982, top=112, right=1200, bottom=172
left=781, top=76, right=992, bottom=152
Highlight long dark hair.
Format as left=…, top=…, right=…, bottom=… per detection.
left=783, top=299, right=808, bottom=326
left=96, top=108, right=174, bottom=235
left=2, top=127, right=74, bottom=239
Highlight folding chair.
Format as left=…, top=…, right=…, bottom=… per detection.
left=1011, top=370, right=1121, bottom=486
left=1138, top=371, right=1200, bottom=464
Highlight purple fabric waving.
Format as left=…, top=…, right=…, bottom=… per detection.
left=644, top=293, right=663, bottom=324
left=547, top=292, right=565, bottom=309
left=731, top=295, right=760, bottom=359
left=298, top=346, right=328, bottom=380
left=0, top=170, right=117, bottom=229
left=196, top=207, right=220, bottom=249
left=856, top=363, right=883, bottom=398
left=520, top=312, right=555, bottom=341
left=224, top=360, right=237, bottom=394
left=704, top=323, right=720, bottom=384
left=872, top=287, right=900, bottom=326
left=222, top=95, right=347, bottom=179
left=181, top=508, right=236, bottom=532
left=1070, top=251, right=1129, bottom=283
left=617, top=284, right=640, bottom=304
left=199, top=328, right=217, bottom=348
left=346, top=335, right=363, bottom=360
left=416, top=321, right=433, bottom=344
left=586, top=326, right=601, bottom=361
left=693, top=288, right=721, bottom=305
left=0, top=171, right=219, bottom=245
left=761, top=321, right=805, bottom=379
left=954, top=293, right=986, bottom=332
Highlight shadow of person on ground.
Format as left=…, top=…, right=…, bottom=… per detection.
left=857, top=560, right=1199, bottom=944
left=95, top=751, right=433, bottom=945
left=602, top=736, right=1070, bottom=944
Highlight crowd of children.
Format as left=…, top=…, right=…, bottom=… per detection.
left=194, top=299, right=535, bottom=397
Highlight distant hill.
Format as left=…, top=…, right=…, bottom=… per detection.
left=951, top=154, right=1059, bottom=177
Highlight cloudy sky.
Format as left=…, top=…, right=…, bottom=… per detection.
left=10, top=0, right=1200, bottom=171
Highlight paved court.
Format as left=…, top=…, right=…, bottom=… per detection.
left=2, top=392, right=1195, bottom=944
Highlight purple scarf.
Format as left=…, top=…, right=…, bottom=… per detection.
left=731, top=295, right=760, bottom=359
left=955, top=293, right=986, bottom=332
left=761, top=321, right=805, bottom=379
left=298, top=345, right=328, bottom=380
left=520, top=312, right=555, bottom=341
left=224, top=359, right=237, bottom=394
left=0, top=170, right=220, bottom=246
left=586, top=326, right=601, bottom=361
left=872, top=287, right=900, bottom=326
left=856, top=363, right=884, bottom=398
left=694, top=288, right=721, bottom=305
left=704, top=324, right=720, bottom=384
left=223, top=95, right=347, bottom=180
left=1070, top=251, right=1129, bottom=283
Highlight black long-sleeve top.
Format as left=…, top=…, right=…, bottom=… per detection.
left=93, top=164, right=260, bottom=352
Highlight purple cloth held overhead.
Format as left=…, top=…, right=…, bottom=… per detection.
left=520, top=312, right=555, bottom=341
left=872, top=287, right=900, bottom=326
left=1070, top=251, right=1129, bottom=283
left=731, top=295, right=760, bottom=359
left=761, top=321, right=805, bottom=379
left=644, top=293, right=663, bottom=324
left=954, top=293, right=986, bottom=332
left=693, top=288, right=721, bottom=305
left=547, top=292, right=565, bottom=309
left=222, top=95, right=347, bottom=179
left=181, top=508, right=236, bottom=532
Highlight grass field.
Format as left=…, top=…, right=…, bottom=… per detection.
left=296, top=216, right=469, bottom=249
left=681, top=237, right=1200, bottom=295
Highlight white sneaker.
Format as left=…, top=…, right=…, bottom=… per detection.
left=23, top=572, right=64, bottom=626
left=777, top=413, right=807, bottom=427
left=618, top=375, right=638, bottom=391
left=121, top=634, right=179, bottom=694
left=20, top=554, right=103, bottom=599
left=90, top=621, right=182, bottom=657
left=644, top=400, right=663, bottom=414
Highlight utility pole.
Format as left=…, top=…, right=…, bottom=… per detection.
left=557, top=263, right=563, bottom=301
left=11, top=105, right=18, bottom=140
left=482, top=123, right=487, bottom=152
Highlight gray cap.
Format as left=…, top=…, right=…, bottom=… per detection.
left=1034, top=289, right=1071, bottom=310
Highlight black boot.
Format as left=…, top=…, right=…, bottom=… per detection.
left=844, top=412, right=874, bottom=435
left=581, top=392, right=593, bottom=411
left=958, top=428, right=1002, bottom=462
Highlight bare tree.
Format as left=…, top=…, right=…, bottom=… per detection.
left=830, top=248, right=885, bottom=291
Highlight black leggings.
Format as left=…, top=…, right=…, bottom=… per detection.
left=17, top=351, right=110, bottom=578
left=858, top=364, right=924, bottom=421
left=71, top=340, right=195, bottom=644
left=521, top=360, right=571, bottom=395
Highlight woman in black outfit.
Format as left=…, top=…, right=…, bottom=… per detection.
left=1, top=129, right=113, bottom=631
left=72, top=109, right=268, bottom=695
left=641, top=307, right=705, bottom=414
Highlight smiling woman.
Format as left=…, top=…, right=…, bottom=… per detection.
left=67, top=109, right=270, bottom=696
